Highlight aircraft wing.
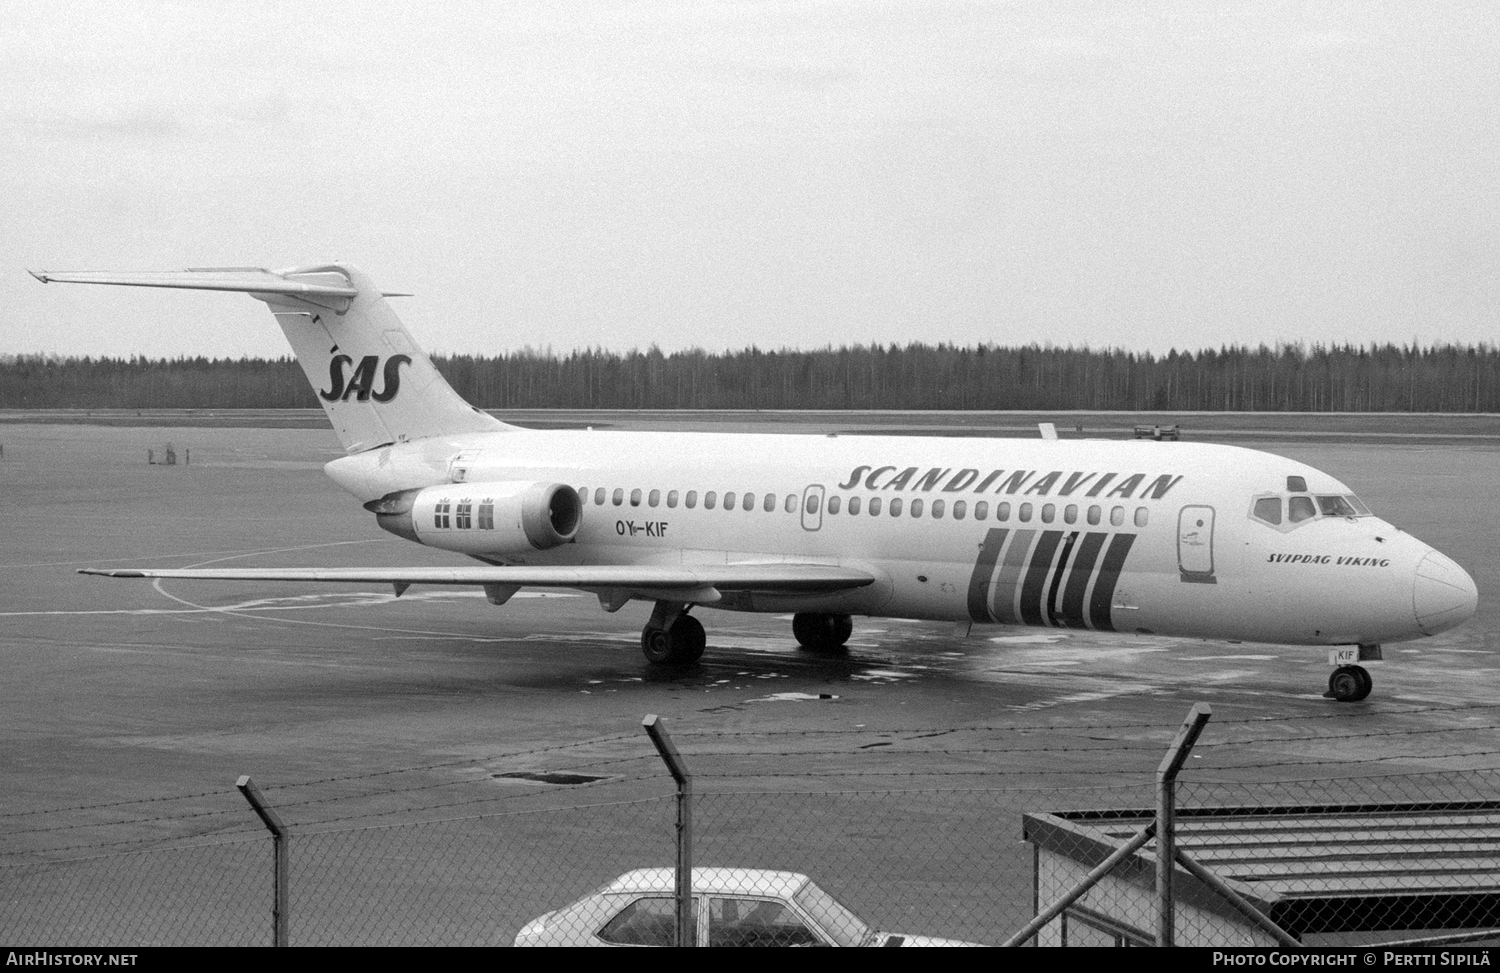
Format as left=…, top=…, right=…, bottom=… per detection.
left=78, top=563, right=875, bottom=606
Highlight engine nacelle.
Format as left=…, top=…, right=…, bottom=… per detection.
left=366, top=481, right=581, bottom=555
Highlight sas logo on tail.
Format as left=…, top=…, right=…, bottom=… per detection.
left=320, top=354, right=412, bottom=403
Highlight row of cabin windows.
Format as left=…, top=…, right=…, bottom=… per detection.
left=433, top=499, right=496, bottom=530
left=577, top=486, right=1150, bottom=528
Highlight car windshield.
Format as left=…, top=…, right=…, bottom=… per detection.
left=792, top=881, right=870, bottom=947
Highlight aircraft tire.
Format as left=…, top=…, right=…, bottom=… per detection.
left=641, top=625, right=673, bottom=664
left=1351, top=665, right=1373, bottom=701
left=668, top=614, right=706, bottom=664
left=1327, top=665, right=1371, bottom=703
left=793, top=612, right=853, bottom=651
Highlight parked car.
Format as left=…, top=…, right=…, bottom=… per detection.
left=513, top=867, right=983, bottom=946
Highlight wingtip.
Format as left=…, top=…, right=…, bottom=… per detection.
left=27, top=269, right=49, bottom=284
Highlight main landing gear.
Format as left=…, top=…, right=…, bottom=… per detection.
left=638, top=606, right=855, bottom=666
left=792, top=612, right=853, bottom=653
left=1324, top=644, right=1381, bottom=702
left=640, top=602, right=705, bottom=665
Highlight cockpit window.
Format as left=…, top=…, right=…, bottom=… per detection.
left=1286, top=476, right=1307, bottom=492
left=1253, top=489, right=1373, bottom=531
left=1317, top=495, right=1358, bottom=518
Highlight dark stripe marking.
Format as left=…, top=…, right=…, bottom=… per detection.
left=1019, top=530, right=1064, bottom=627
left=966, top=528, right=1009, bottom=623
left=1088, top=533, right=1137, bottom=632
left=991, top=528, right=1035, bottom=624
left=1060, top=531, right=1109, bottom=629
left=1044, top=531, right=1079, bottom=626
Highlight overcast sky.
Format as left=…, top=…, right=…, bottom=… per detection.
left=4, top=1, right=1497, bottom=360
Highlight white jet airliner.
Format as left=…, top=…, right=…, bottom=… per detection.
left=33, top=265, right=1479, bottom=701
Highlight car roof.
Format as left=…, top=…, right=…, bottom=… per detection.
left=603, top=867, right=812, bottom=898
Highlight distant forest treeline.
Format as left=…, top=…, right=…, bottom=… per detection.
left=4, top=343, right=1500, bottom=412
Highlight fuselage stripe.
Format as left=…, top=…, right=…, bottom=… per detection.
left=1019, top=530, right=1064, bottom=627
left=1044, top=531, right=1080, bottom=626
left=1088, top=533, right=1137, bottom=632
left=966, top=528, right=1009, bottom=623
left=1060, top=531, right=1109, bottom=629
left=991, top=528, right=1036, bottom=624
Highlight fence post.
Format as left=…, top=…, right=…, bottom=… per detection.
left=237, top=775, right=289, bottom=947
left=1156, top=702, right=1211, bottom=947
left=643, top=714, right=693, bottom=947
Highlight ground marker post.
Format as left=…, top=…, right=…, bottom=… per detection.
left=644, top=714, right=694, bottom=947
left=1157, top=702, right=1211, bottom=946
left=237, top=774, right=289, bottom=947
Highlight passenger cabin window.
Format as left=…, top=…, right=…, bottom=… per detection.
left=648, top=489, right=660, bottom=507
left=1041, top=503, right=1055, bottom=523
left=931, top=499, right=945, bottom=519
left=806, top=494, right=821, bottom=515
left=686, top=490, right=698, bottom=509
left=667, top=490, right=679, bottom=508
left=743, top=492, right=756, bottom=511
left=612, top=489, right=624, bottom=506
left=1087, top=505, right=1101, bottom=525
left=705, top=491, right=717, bottom=510
left=784, top=495, right=797, bottom=513
left=595, top=488, right=606, bottom=506
left=953, top=500, right=967, bottom=520
left=1018, top=503, right=1032, bottom=523
left=998, top=502, right=1011, bottom=521
left=889, top=498, right=903, bottom=516
left=1134, top=507, right=1149, bottom=527
left=911, top=499, right=924, bottom=518
left=1110, top=506, right=1124, bottom=527
left=827, top=496, right=841, bottom=514
left=724, top=492, right=737, bottom=510
left=868, top=497, right=882, bottom=515
left=630, top=488, right=642, bottom=507
left=763, top=493, right=776, bottom=512
left=975, top=501, right=988, bottom=520
left=848, top=496, right=862, bottom=515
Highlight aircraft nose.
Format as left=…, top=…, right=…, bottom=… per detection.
left=1413, top=550, right=1479, bottom=636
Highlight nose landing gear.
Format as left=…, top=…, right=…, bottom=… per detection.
left=1325, top=665, right=1373, bottom=702
left=1324, top=644, right=1380, bottom=702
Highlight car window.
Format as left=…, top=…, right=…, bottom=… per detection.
left=598, top=895, right=684, bottom=947
left=792, top=882, right=870, bottom=947
left=708, top=897, right=825, bottom=947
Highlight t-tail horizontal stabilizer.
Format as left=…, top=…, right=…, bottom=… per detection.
left=30, top=264, right=505, bottom=453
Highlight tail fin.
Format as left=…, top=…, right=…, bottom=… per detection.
left=30, top=264, right=506, bottom=452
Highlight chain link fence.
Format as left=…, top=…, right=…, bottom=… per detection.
left=6, top=707, right=1500, bottom=946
